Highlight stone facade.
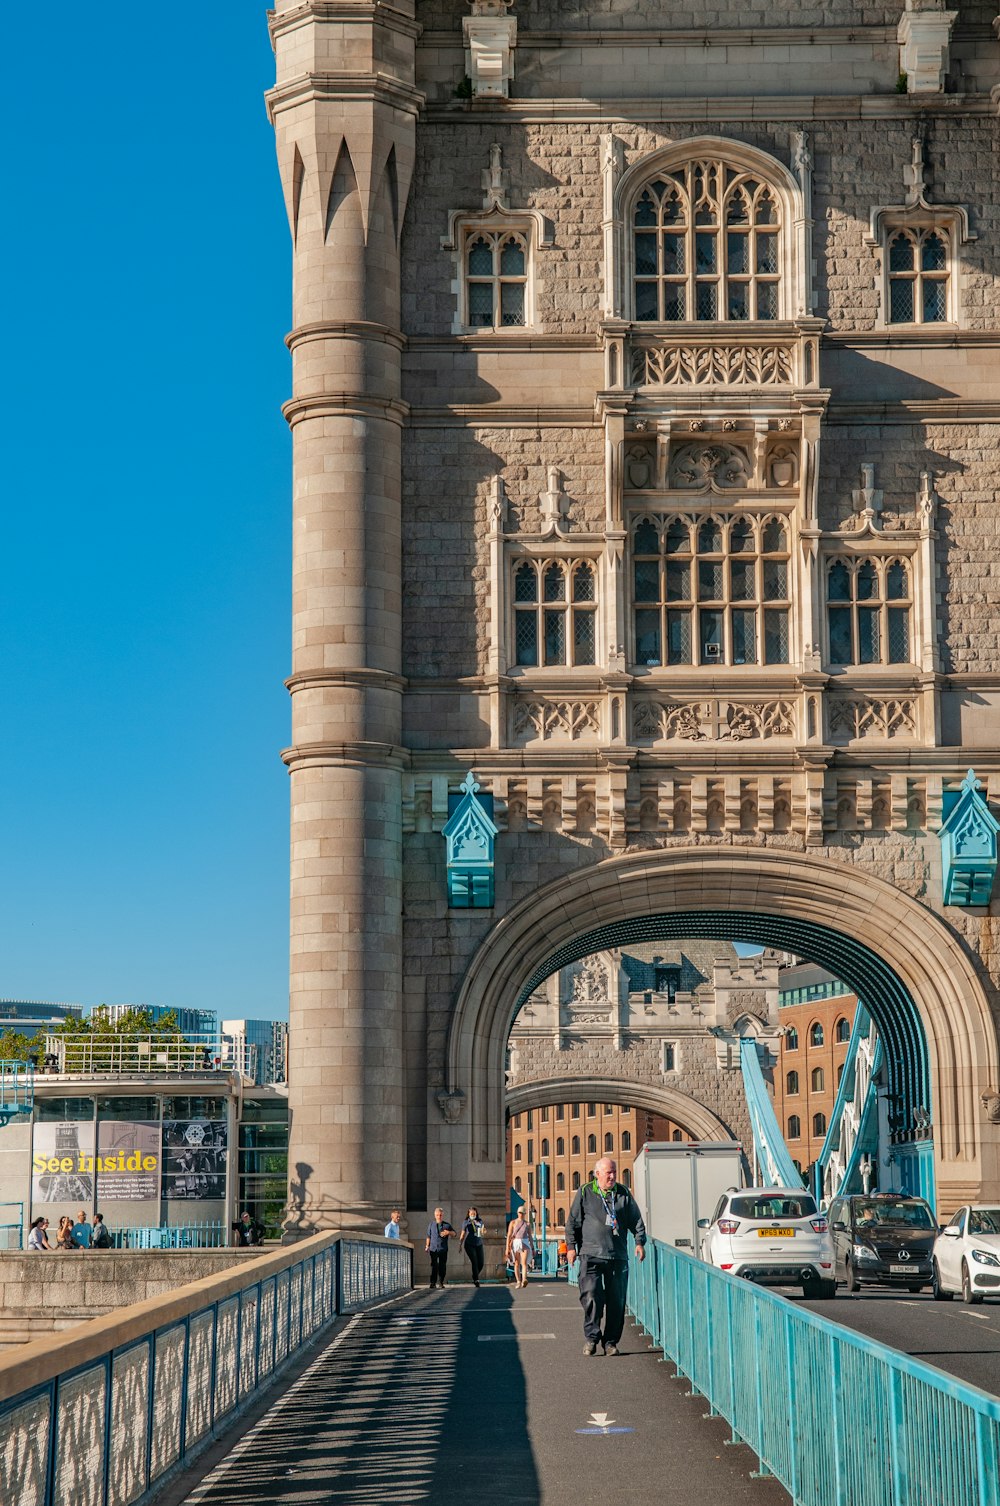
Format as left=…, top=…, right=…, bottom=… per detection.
left=268, top=0, right=1000, bottom=1238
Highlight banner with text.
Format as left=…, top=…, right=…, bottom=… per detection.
left=32, top=1120, right=97, bottom=1206
left=96, top=1120, right=160, bottom=1203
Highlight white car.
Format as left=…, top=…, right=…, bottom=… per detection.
left=932, top=1205, right=1000, bottom=1303
left=698, top=1186, right=836, bottom=1299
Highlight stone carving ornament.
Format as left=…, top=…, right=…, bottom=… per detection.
left=829, top=697, right=916, bottom=739
left=632, top=341, right=795, bottom=388
left=668, top=442, right=751, bottom=491
left=624, top=444, right=655, bottom=490
left=726, top=988, right=769, bottom=1026
left=722, top=701, right=796, bottom=740
left=570, top=953, right=612, bottom=1004
left=514, top=699, right=602, bottom=741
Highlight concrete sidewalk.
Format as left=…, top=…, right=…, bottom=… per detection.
left=168, top=1279, right=790, bottom=1505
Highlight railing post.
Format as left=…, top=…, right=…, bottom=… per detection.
left=888, top=1365, right=907, bottom=1506
left=975, top=1409, right=1000, bottom=1506
left=783, top=1306, right=799, bottom=1501
left=750, top=1297, right=771, bottom=1478
left=828, top=1330, right=847, bottom=1506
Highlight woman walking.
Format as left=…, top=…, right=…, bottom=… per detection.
left=460, top=1207, right=486, bottom=1287
left=505, top=1208, right=534, bottom=1288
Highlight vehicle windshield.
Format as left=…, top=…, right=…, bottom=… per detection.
left=853, top=1200, right=935, bottom=1230
left=967, top=1209, right=1000, bottom=1236
left=730, top=1194, right=817, bottom=1220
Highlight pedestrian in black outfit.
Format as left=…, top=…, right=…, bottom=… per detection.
left=565, top=1156, right=646, bottom=1357
left=425, top=1206, right=456, bottom=1288
left=460, top=1207, right=486, bottom=1286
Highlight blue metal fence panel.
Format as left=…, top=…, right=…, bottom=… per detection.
left=0, top=1234, right=413, bottom=1506
left=628, top=1236, right=1000, bottom=1506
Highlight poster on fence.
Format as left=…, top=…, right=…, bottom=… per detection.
left=96, top=1121, right=160, bottom=1202
left=31, top=1120, right=97, bottom=1205
left=161, top=1119, right=227, bottom=1201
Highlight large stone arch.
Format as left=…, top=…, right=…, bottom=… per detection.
left=505, top=1075, right=736, bottom=1144
left=444, top=846, right=999, bottom=1212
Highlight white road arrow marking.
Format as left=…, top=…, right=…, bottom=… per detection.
left=588, top=1413, right=615, bottom=1428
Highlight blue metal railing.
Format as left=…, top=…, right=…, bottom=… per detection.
left=628, top=1236, right=1000, bottom=1506
left=739, top=1038, right=804, bottom=1189
left=0, top=1061, right=33, bottom=1123
left=0, top=1232, right=412, bottom=1506
left=111, top=1220, right=228, bottom=1249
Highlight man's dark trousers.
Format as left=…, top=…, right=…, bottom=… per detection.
left=430, top=1250, right=448, bottom=1287
left=578, top=1256, right=629, bottom=1345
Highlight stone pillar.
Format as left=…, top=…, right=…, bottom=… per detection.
left=267, top=0, right=420, bottom=1233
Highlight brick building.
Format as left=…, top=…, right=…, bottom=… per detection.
left=268, top=0, right=1000, bottom=1239
left=506, top=1100, right=679, bottom=1226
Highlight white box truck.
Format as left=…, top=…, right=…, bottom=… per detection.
left=633, top=1141, right=745, bottom=1251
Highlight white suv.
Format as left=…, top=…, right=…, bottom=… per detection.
left=699, top=1187, right=837, bottom=1299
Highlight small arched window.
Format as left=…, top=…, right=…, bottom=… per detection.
left=604, top=1132, right=614, bottom=1153
left=541, top=1138, right=549, bottom=1157
left=556, top=1171, right=565, bottom=1192
left=827, top=556, right=912, bottom=667
left=587, top=1134, right=597, bottom=1155
left=785, top=1027, right=799, bottom=1051
left=811, top=1067, right=825, bottom=1092
left=621, top=1131, right=631, bottom=1151
left=835, top=1017, right=851, bottom=1043
left=809, top=1022, right=825, bottom=1048
left=813, top=1112, right=827, bottom=1136
left=514, top=1144, right=522, bottom=1161
left=623, top=1168, right=631, bottom=1188
left=786, top=1070, right=799, bottom=1095
left=787, top=1115, right=801, bottom=1139
left=557, top=1206, right=566, bottom=1224
left=671, top=1128, right=683, bottom=1142
left=572, top=1170, right=581, bottom=1190
left=571, top=1135, right=580, bottom=1155
left=465, top=229, right=528, bottom=328
left=556, top=1137, right=565, bottom=1156
left=632, top=160, right=782, bottom=322
left=514, top=1176, right=522, bottom=1192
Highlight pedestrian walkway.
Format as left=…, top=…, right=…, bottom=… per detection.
left=166, top=1280, right=791, bottom=1506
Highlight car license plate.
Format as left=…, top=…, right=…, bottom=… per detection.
left=890, top=1264, right=913, bottom=1274
left=758, top=1228, right=795, bottom=1237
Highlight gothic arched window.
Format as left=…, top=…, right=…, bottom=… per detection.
left=826, top=556, right=912, bottom=666
left=465, top=230, right=528, bottom=328
left=512, top=558, right=599, bottom=667
left=632, top=161, right=782, bottom=322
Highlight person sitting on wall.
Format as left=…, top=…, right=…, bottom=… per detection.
left=233, top=1211, right=264, bottom=1246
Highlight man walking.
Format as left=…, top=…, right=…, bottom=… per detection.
left=425, top=1207, right=456, bottom=1288
left=566, top=1157, right=646, bottom=1356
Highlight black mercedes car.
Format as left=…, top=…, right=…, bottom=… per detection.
left=827, top=1194, right=937, bottom=1292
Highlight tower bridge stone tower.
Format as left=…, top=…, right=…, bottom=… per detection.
left=268, top=0, right=1000, bottom=1237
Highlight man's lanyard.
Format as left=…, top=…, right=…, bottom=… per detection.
left=595, top=1184, right=619, bottom=1232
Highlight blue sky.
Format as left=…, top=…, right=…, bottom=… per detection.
left=2, top=11, right=292, bottom=1016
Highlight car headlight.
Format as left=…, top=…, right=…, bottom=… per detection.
left=853, top=1244, right=879, bottom=1263
left=970, top=1248, right=1000, bottom=1268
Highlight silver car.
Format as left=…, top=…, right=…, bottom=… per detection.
left=699, top=1186, right=837, bottom=1299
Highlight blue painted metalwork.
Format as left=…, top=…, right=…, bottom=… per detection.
left=628, top=1236, right=1000, bottom=1506
left=0, top=1235, right=412, bottom=1506
left=516, top=910, right=931, bottom=1157
left=112, top=1220, right=228, bottom=1250
left=938, top=768, right=999, bottom=907
left=739, top=1038, right=804, bottom=1189
left=0, top=1061, right=33, bottom=1127
left=814, top=1004, right=882, bottom=1203
left=443, top=770, right=498, bottom=907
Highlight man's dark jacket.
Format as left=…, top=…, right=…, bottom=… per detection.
left=566, top=1180, right=647, bottom=1261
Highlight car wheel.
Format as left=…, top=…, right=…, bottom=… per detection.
left=907, top=1284, right=925, bottom=1294
left=962, top=1261, right=984, bottom=1306
left=931, top=1261, right=953, bottom=1302
left=813, top=1279, right=837, bottom=1300
left=845, top=1258, right=860, bottom=1294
